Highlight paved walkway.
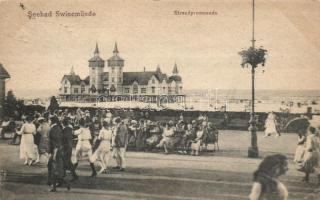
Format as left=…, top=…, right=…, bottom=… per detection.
left=0, top=131, right=318, bottom=200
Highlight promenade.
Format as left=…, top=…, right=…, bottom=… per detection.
left=0, top=130, right=318, bottom=200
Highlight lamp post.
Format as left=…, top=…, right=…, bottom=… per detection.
left=239, top=0, right=267, bottom=158
left=248, top=0, right=258, bottom=158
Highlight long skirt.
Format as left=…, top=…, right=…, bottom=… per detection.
left=20, top=134, right=37, bottom=160
left=48, top=149, right=66, bottom=183
left=90, top=141, right=111, bottom=162
left=90, top=140, right=111, bottom=169
left=294, top=145, right=305, bottom=163
left=38, top=136, right=48, bottom=154
left=146, top=134, right=162, bottom=147
left=161, top=136, right=181, bottom=149
left=299, top=151, right=320, bottom=174
left=265, top=120, right=277, bottom=135
left=191, top=140, right=202, bottom=151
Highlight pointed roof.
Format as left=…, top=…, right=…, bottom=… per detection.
left=156, top=64, right=161, bottom=74
left=113, top=42, right=119, bottom=54
left=0, top=63, right=10, bottom=79
left=108, top=42, right=124, bottom=63
left=89, top=43, right=104, bottom=62
left=70, top=66, right=75, bottom=75
left=61, top=74, right=82, bottom=85
left=172, top=63, right=179, bottom=74
left=94, top=42, right=99, bottom=54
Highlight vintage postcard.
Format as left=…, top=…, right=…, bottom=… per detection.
left=0, top=0, right=320, bottom=199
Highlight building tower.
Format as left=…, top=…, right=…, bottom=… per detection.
left=88, top=43, right=105, bottom=93
left=169, top=63, right=182, bottom=94
left=107, top=42, right=124, bottom=94
left=0, top=63, right=10, bottom=119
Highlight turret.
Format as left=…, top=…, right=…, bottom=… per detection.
left=108, top=42, right=124, bottom=94
left=88, top=42, right=105, bottom=93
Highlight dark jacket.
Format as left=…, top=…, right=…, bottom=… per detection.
left=48, top=124, right=63, bottom=154
left=62, top=126, right=73, bottom=155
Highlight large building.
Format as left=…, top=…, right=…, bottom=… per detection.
left=59, top=43, right=183, bottom=101
left=0, top=63, right=10, bottom=119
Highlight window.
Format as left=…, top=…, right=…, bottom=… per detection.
left=92, top=78, right=95, bottom=85
left=112, top=67, right=115, bottom=73
left=64, top=87, right=68, bottom=93
left=151, top=87, right=155, bottom=94
left=112, top=77, right=114, bottom=83
left=152, top=79, right=155, bottom=84
left=119, top=77, right=122, bottom=82
left=124, top=88, right=130, bottom=93
left=168, top=87, right=172, bottom=93
left=74, top=88, right=79, bottom=94
left=163, top=87, right=166, bottom=91
left=65, top=80, right=67, bottom=84
left=133, top=84, right=138, bottom=94
left=175, top=86, right=179, bottom=94
left=141, top=88, right=146, bottom=94
left=81, top=85, right=85, bottom=93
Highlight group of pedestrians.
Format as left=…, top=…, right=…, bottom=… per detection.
left=16, top=110, right=129, bottom=192
left=294, top=125, right=320, bottom=185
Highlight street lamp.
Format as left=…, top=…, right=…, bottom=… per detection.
left=239, top=0, right=267, bottom=158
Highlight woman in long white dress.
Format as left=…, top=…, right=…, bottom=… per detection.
left=294, top=132, right=306, bottom=163
left=299, top=126, right=320, bottom=184
left=264, top=112, right=279, bottom=138
left=90, top=120, right=113, bottom=174
left=18, top=115, right=37, bottom=166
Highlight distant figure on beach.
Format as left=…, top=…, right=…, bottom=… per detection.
left=264, top=112, right=280, bottom=138
left=249, top=154, right=289, bottom=200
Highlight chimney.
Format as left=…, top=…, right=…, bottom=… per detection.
left=143, top=67, right=146, bottom=72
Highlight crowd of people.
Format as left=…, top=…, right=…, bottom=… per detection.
left=3, top=107, right=320, bottom=198
left=3, top=108, right=219, bottom=191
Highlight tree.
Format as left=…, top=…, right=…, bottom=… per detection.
left=4, top=90, right=24, bottom=119
left=48, top=96, right=59, bottom=113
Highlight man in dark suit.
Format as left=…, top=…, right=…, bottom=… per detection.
left=62, top=117, right=78, bottom=181
left=112, top=117, right=128, bottom=171
left=47, top=115, right=65, bottom=191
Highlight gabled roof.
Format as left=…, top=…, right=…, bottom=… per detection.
left=83, top=76, right=90, bottom=85
left=62, top=74, right=82, bottom=85
left=123, top=71, right=156, bottom=85
left=0, top=63, right=10, bottom=79
left=155, top=72, right=167, bottom=82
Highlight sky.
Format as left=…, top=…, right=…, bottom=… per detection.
left=0, top=0, right=319, bottom=98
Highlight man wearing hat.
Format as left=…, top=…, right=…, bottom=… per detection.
left=112, top=117, right=128, bottom=171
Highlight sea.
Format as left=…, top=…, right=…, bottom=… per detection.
left=14, top=89, right=320, bottom=114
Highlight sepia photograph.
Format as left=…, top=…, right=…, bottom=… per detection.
left=0, top=0, right=320, bottom=199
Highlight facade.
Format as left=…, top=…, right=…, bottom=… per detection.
left=59, top=43, right=183, bottom=101
left=0, top=63, right=10, bottom=119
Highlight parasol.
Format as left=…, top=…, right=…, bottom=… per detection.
left=284, top=117, right=310, bottom=133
